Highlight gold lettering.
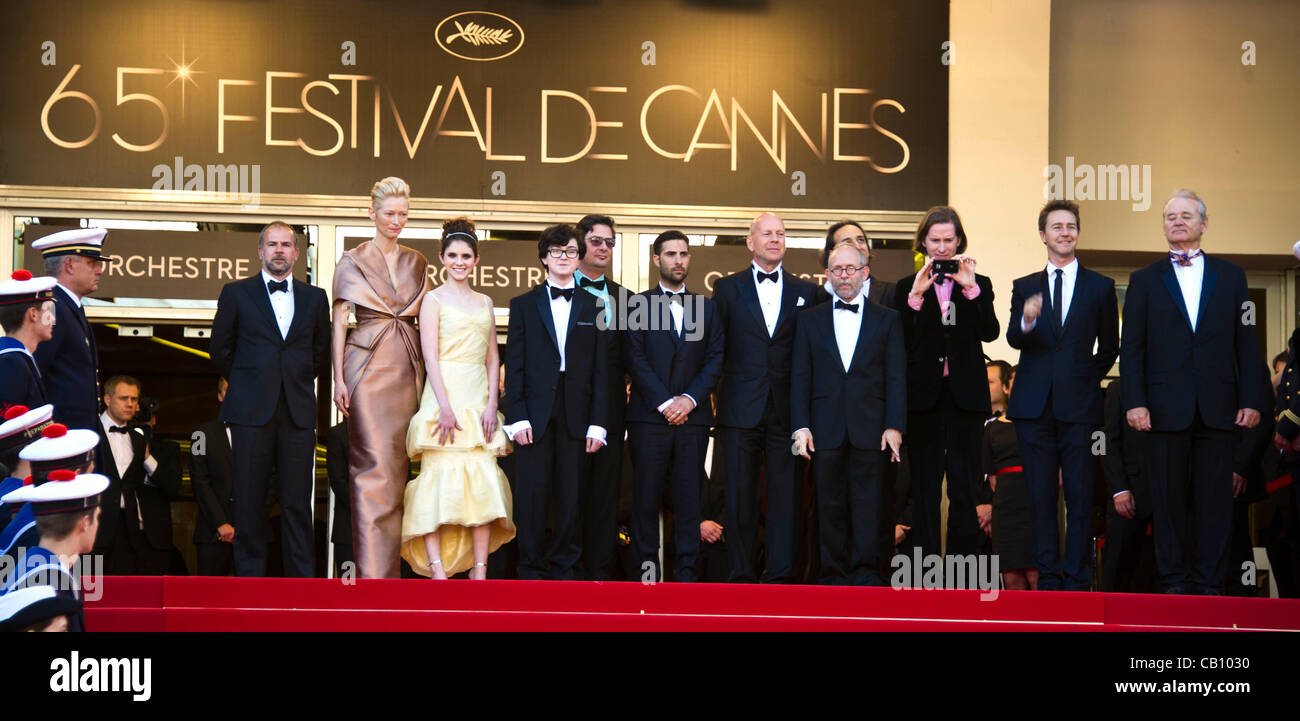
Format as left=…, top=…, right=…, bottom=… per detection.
left=833, top=88, right=870, bottom=162
left=327, top=74, right=373, bottom=150
left=684, top=89, right=731, bottom=163
left=217, top=79, right=257, bottom=154
left=773, top=90, right=826, bottom=162
left=485, top=87, right=526, bottom=161
left=300, top=80, right=345, bottom=157
left=435, top=75, right=486, bottom=151
left=266, top=72, right=307, bottom=147
left=639, top=85, right=699, bottom=160
left=387, top=84, right=444, bottom=159
left=868, top=99, right=909, bottom=174
left=541, top=90, right=597, bottom=164
left=587, top=86, right=628, bottom=161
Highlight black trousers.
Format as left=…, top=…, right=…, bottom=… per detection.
left=582, top=416, right=624, bottom=581
left=907, top=382, right=984, bottom=559
left=1146, top=413, right=1234, bottom=593
left=513, top=374, right=590, bottom=580
left=230, top=390, right=316, bottom=578
left=721, top=393, right=802, bottom=583
left=814, top=444, right=885, bottom=586
left=1016, top=412, right=1096, bottom=590
left=102, top=507, right=170, bottom=576
left=1101, top=508, right=1155, bottom=593
left=196, top=541, right=235, bottom=577
left=630, top=422, right=707, bottom=583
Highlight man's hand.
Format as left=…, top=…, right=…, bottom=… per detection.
left=881, top=429, right=903, bottom=462
left=1113, top=491, right=1135, bottom=519
left=1232, top=472, right=1247, bottom=498
left=792, top=429, right=815, bottom=460
left=909, top=256, right=936, bottom=301
left=586, top=437, right=605, bottom=453
left=952, top=255, right=978, bottom=290
left=662, top=396, right=695, bottom=426
left=894, top=524, right=910, bottom=546
left=217, top=523, right=235, bottom=544
left=1022, top=293, right=1043, bottom=324
left=976, top=503, right=992, bottom=536
left=513, top=428, right=533, bottom=446
left=1235, top=408, right=1260, bottom=429
left=988, top=474, right=997, bottom=493
left=1273, top=432, right=1300, bottom=452
left=700, top=520, right=724, bottom=544
left=1126, top=406, right=1152, bottom=431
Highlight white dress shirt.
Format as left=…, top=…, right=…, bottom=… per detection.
left=753, top=261, right=783, bottom=337
left=503, top=280, right=606, bottom=445
left=1021, top=258, right=1079, bottom=332
left=832, top=291, right=865, bottom=371
left=654, top=283, right=697, bottom=413
left=1171, top=251, right=1205, bottom=331
left=101, top=411, right=156, bottom=516
left=262, top=269, right=294, bottom=339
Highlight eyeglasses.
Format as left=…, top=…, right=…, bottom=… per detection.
left=586, top=236, right=617, bottom=249
left=828, top=265, right=864, bottom=277
left=547, top=247, right=580, bottom=259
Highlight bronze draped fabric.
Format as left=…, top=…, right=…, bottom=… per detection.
left=333, top=241, right=429, bottom=578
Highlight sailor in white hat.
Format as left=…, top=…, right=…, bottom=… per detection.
left=0, top=470, right=109, bottom=632
left=0, top=585, right=80, bottom=632
left=0, top=404, right=55, bottom=549
left=28, top=227, right=107, bottom=431
left=4, top=421, right=98, bottom=559
left=0, top=270, right=58, bottom=411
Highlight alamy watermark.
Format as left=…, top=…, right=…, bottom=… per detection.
left=151, top=155, right=261, bottom=209
left=890, top=548, right=1000, bottom=601
left=0, top=551, right=105, bottom=601
left=1043, top=156, right=1151, bottom=212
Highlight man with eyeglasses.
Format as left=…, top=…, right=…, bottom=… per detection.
left=791, top=242, right=905, bottom=585
left=573, top=214, right=627, bottom=581
left=712, top=212, right=817, bottom=583
left=504, top=225, right=610, bottom=580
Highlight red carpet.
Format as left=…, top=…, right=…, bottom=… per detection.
left=83, top=577, right=1300, bottom=631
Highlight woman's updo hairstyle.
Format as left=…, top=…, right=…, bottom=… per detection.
left=441, top=217, right=479, bottom=257
left=370, top=177, right=410, bottom=209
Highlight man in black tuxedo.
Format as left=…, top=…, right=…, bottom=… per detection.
left=625, top=230, right=725, bottom=583
left=503, top=225, right=609, bottom=580
left=814, top=221, right=897, bottom=309
left=93, top=376, right=180, bottom=575
left=210, top=221, right=330, bottom=578
left=31, top=228, right=107, bottom=431
left=191, top=378, right=236, bottom=576
left=573, top=213, right=628, bottom=581
left=1120, top=190, right=1268, bottom=595
left=792, top=242, right=906, bottom=585
left=1006, top=200, right=1119, bottom=590
left=1100, top=380, right=1156, bottom=593
left=893, top=207, right=1000, bottom=561
left=713, top=212, right=818, bottom=583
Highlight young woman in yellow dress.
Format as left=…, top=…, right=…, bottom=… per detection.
left=401, top=218, right=515, bottom=579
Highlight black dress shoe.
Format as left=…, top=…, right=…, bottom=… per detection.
left=1162, top=585, right=1189, bottom=595
left=1196, top=587, right=1224, bottom=596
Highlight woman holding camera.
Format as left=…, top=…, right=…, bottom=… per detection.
left=893, top=207, right=1000, bottom=567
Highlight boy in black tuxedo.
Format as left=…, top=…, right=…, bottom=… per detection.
left=625, top=230, right=725, bottom=582
left=792, top=242, right=906, bottom=585
left=504, top=225, right=609, bottom=580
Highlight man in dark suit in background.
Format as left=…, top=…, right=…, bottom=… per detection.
left=210, top=221, right=330, bottom=578
left=624, top=230, right=725, bottom=583
left=31, top=228, right=107, bottom=431
left=93, top=376, right=180, bottom=575
left=712, top=212, right=818, bottom=583
left=191, top=378, right=236, bottom=576
left=792, top=242, right=906, bottom=586
left=503, top=225, right=609, bottom=580
left=1101, top=380, right=1156, bottom=593
left=813, top=221, right=896, bottom=309
left=1121, top=189, right=1268, bottom=595
left=325, top=417, right=355, bottom=574
left=1006, top=200, right=1119, bottom=591
left=573, top=213, right=628, bottom=581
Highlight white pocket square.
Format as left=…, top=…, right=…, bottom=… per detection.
left=796, top=297, right=806, bottom=307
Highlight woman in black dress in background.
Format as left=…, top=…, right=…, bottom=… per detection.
left=983, top=361, right=1037, bottom=590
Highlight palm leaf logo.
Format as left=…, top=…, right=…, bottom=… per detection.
left=445, top=20, right=514, bottom=47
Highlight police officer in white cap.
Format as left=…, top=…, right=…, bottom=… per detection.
left=0, top=404, right=56, bottom=553
left=0, top=270, right=57, bottom=411
left=29, top=227, right=107, bottom=431
left=1, top=470, right=109, bottom=632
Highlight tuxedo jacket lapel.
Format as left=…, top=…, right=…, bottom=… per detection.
left=736, top=270, right=768, bottom=337
left=285, top=279, right=311, bottom=340
left=1160, top=264, right=1195, bottom=332
left=534, top=285, right=560, bottom=358
left=248, top=276, right=281, bottom=338
left=1195, top=259, right=1218, bottom=335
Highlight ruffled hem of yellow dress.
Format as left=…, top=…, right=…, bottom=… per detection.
left=400, top=449, right=516, bottom=577
left=407, top=404, right=511, bottom=457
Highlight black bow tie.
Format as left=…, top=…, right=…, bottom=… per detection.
left=579, top=277, right=606, bottom=291
left=756, top=270, right=779, bottom=283
left=834, top=300, right=859, bottom=313
left=108, top=425, right=129, bottom=434
left=549, top=285, right=574, bottom=301
left=267, top=279, right=289, bottom=293
left=665, top=290, right=685, bottom=304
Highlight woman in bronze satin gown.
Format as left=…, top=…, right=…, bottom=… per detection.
left=331, top=177, right=430, bottom=578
